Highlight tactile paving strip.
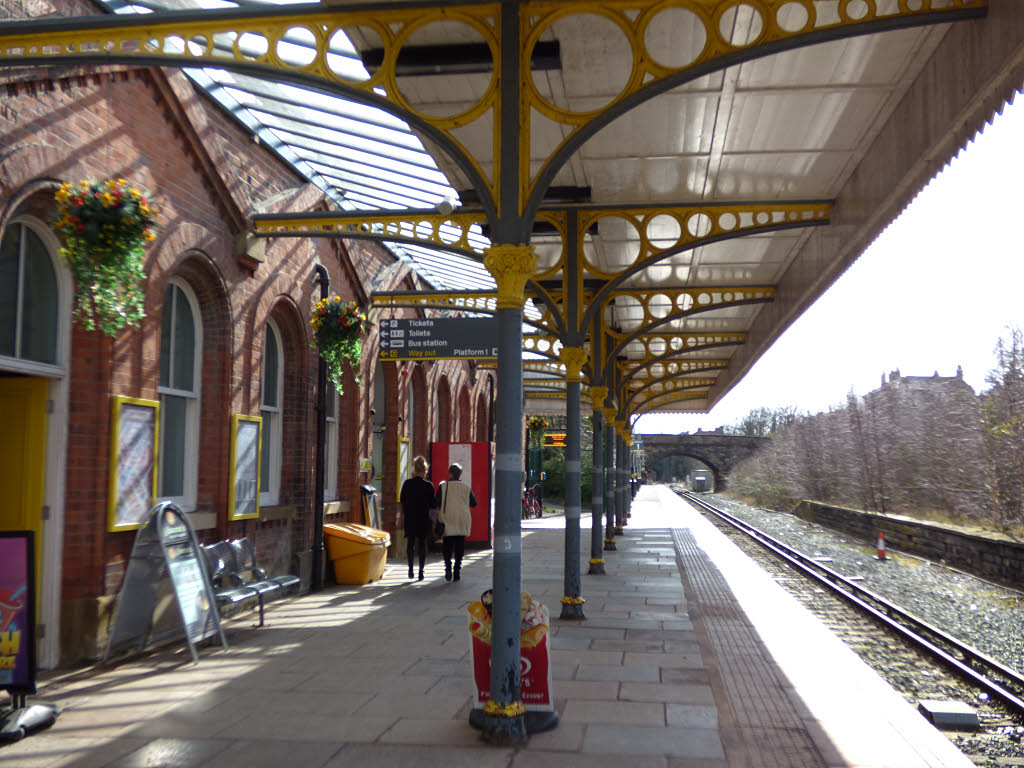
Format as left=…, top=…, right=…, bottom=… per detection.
left=673, top=527, right=827, bottom=767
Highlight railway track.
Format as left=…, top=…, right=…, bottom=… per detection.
left=675, top=490, right=1024, bottom=757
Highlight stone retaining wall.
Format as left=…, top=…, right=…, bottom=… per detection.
left=795, top=500, right=1024, bottom=590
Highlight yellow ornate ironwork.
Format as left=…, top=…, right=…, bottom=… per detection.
left=621, top=358, right=729, bottom=379
left=0, top=3, right=505, bottom=203
left=0, top=2, right=979, bottom=219
left=518, top=0, right=984, bottom=209
left=524, top=378, right=568, bottom=391
left=254, top=210, right=489, bottom=258
left=485, top=244, right=539, bottom=308
left=618, top=332, right=745, bottom=360
left=526, top=391, right=581, bottom=402
left=604, top=286, right=775, bottom=335
left=522, top=332, right=563, bottom=358
left=523, top=359, right=564, bottom=373
left=589, top=385, right=609, bottom=411
left=371, top=291, right=498, bottom=314
left=626, top=377, right=717, bottom=395
left=558, top=347, right=587, bottom=382
left=635, top=389, right=708, bottom=413
left=540, top=202, right=829, bottom=281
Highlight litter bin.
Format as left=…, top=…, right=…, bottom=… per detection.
left=323, top=523, right=390, bottom=584
left=467, top=590, right=558, bottom=733
left=360, top=484, right=382, bottom=528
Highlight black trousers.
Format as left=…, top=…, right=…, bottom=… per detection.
left=442, top=536, right=466, bottom=572
left=406, top=534, right=427, bottom=570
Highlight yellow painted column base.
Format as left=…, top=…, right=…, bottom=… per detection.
left=483, top=699, right=526, bottom=718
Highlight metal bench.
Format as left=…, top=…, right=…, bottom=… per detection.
left=201, top=538, right=299, bottom=627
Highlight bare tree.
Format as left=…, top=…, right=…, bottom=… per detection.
left=982, top=327, right=1024, bottom=526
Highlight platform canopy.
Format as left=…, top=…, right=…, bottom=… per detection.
left=5, top=0, right=1019, bottom=420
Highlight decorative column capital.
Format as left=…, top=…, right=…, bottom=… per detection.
left=602, top=407, right=617, bottom=423
left=559, top=346, right=587, bottom=382
left=484, top=244, right=538, bottom=309
left=590, top=386, right=609, bottom=411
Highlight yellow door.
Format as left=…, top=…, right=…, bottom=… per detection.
left=0, top=376, right=48, bottom=599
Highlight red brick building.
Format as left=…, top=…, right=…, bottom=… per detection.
left=0, top=21, right=494, bottom=666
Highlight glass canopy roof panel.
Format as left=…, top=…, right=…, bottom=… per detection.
left=711, top=150, right=852, bottom=200
left=96, top=0, right=499, bottom=293
left=737, top=25, right=945, bottom=90
left=580, top=92, right=718, bottom=160
left=724, top=90, right=890, bottom=156
left=583, top=155, right=712, bottom=203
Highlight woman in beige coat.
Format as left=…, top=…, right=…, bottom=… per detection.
left=433, top=463, right=477, bottom=581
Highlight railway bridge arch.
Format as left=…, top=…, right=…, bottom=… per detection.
left=642, top=433, right=766, bottom=491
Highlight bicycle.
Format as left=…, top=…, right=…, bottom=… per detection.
left=522, top=486, right=542, bottom=519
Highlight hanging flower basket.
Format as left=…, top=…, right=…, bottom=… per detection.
left=53, top=179, right=156, bottom=337
left=526, top=415, right=548, bottom=447
left=310, top=297, right=371, bottom=392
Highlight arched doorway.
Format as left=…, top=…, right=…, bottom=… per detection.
left=0, top=216, right=73, bottom=669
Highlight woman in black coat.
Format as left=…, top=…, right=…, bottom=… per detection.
left=400, top=455, right=435, bottom=580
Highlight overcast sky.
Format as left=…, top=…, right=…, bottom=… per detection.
left=635, top=94, right=1024, bottom=436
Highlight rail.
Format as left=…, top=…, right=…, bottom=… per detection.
left=677, top=490, right=1024, bottom=718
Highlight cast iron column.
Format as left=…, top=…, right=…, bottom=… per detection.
left=603, top=415, right=617, bottom=549
left=559, top=348, right=586, bottom=619
left=588, top=387, right=608, bottom=574
left=615, top=430, right=626, bottom=534
left=476, top=245, right=542, bottom=743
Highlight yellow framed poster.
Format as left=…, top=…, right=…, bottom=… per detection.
left=107, top=396, right=159, bottom=532
left=397, top=437, right=410, bottom=501
left=228, top=414, right=261, bottom=520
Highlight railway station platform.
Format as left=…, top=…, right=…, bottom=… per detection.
left=0, top=485, right=973, bottom=768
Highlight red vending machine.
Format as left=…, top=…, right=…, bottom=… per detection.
left=430, top=442, right=493, bottom=546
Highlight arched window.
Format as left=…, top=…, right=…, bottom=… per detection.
left=260, top=319, right=284, bottom=506
left=412, top=366, right=427, bottom=457
left=476, top=391, right=488, bottom=442
left=159, top=280, right=201, bottom=509
left=406, top=370, right=415, bottom=441
left=458, top=387, right=471, bottom=441
left=436, top=376, right=451, bottom=442
left=0, top=221, right=59, bottom=368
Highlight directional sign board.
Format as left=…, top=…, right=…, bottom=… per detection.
left=379, top=317, right=497, bottom=361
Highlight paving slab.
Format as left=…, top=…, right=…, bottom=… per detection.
left=0, top=486, right=978, bottom=767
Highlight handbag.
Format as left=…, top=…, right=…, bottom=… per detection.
left=434, top=483, right=447, bottom=538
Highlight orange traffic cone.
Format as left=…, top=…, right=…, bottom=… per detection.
left=876, top=531, right=887, bottom=560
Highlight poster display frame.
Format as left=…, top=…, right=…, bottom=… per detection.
left=107, top=396, right=159, bottom=532
left=397, top=437, right=410, bottom=501
left=0, top=531, right=36, bottom=696
left=228, top=414, right=261, bottom=521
